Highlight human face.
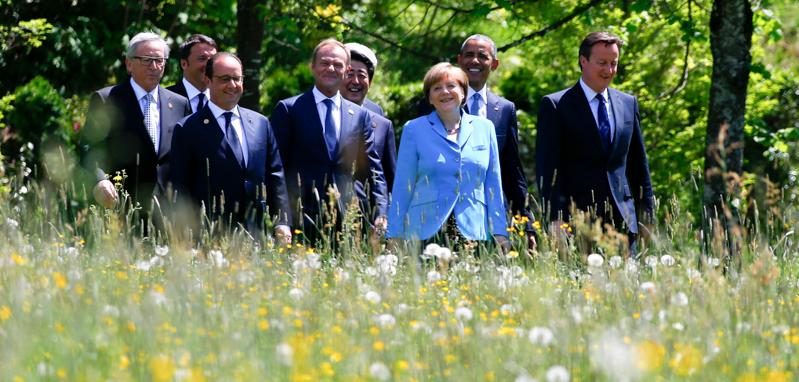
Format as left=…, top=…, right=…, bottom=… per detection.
left=580, top=42, right=619, bottom=94
left=181, top=43, right=217, bottom=91
left=125, top=41, right=166, bottom=93
left=457, top=39, right=498, bottom=91
left=340, top=60, right=371, bottom=106
left=429, top=76, right=465, bottom=114
left=205, top=56, right=243, bottom=111
left=312, top=44, right=349, bottom=97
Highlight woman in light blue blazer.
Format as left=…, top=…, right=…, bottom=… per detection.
left=387, top=63, right=508, bottom=249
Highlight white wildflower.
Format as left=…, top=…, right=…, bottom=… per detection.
left=306, top=253, right=322, bottom=270
left=155, top=245, right=169, bottom=256
left=436, top=246, right=453, bottom=261
left=529, top=327, right=555, bottom=346
left=209, top=250, right=228, bottom=268
left=625, top=262, right=638, bottom=274
left=645, top=255, right=658, bottom=268
left=686, top=268, right=701, bottom=279
left=374, top=313, right=396, bottom=327
left=135, top=260, right=152, bottom=272
left=500, top=304, right=515, bottom=315
left=365, top=267, right=378, bottom=276
left=396, top=303, right=413, bottom=313
left=426, top=270, right=441, bottom=283
left=660, top=254, right=675, bottom=266
left=672, top=322, right=684, bottom=331
left=149, top=255, right=164, bottom=268
left=709, top=258, right=721, bottom=267
left=289, top=288, right=303, bottom=300
left=365, top=291, right=382, bottom=304
left=369, top=362, right=391, bottom=381
left=422, top=243, right=440, bottom=260
left=334, top=267, right=350, bottom=282
left=639, top=281, right=656, bottom=292
left=454, top=306, right=473, bottom=321
left=545, top=365, right=570, bottom=382
left=670, top=292, right=689, bottom=306
left=609, top=256, right=623, bottom=268
left=275, top=343, right=294, bottom=366
left=587, top=253, right=604, bottom=267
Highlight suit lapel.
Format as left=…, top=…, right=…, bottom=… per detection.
left=426, top=111, right=450, bottom=141
left=458, top=112, right=474, bottom=148
left=608, top=88, right=625, bottom=156
left=158, top=85, right=176, bottom=159
left=240, top=108, right=259, bottom=172
left=485, top=91, right=500, bottom=125
left=298, top=91, right=330, bottom=159
left=337, top=99, right=356, bottom=158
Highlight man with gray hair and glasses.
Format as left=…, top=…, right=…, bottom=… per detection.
left=81, top=31, right=191, bottom=232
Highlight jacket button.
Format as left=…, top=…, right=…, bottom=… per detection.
left=454, top=158, right=460, bottom=163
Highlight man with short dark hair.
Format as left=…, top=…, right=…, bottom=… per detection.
left=167, top=34, right=218, bottom=113
left=340, top=42, right=397, bottom=193
left=271, top=38, right=387, bottom=245
left=418, top=34, right=536, bottom=249
left=169, top=52, right=292, bottom=240
left=536, top=31, right=654, bottom=255
left=81, top=31, right=191, bottom=227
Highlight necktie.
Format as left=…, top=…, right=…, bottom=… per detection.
left=197, top=93, right=205, bottom=111
left=223, top=112, right=245, bottom=168
left=143, top=93, right=158, bottom=153
left=596, top=93, right=611, bottom=155
left=322, top=98, right=338, bottom=159
left=469, top=93, right=483, bottom=118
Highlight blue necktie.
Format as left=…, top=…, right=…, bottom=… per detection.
left=596, top=93, right=611, bottom=155
left=223, top=112, right=245, bottom=168
left=469, top=93, right=483, bottom=117
left=323, top=98, right=338, bottom=159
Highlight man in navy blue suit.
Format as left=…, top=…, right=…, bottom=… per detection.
left=536, top=32, right=654, bottom=255
left=81, top=32, right=191, bottom=229
left=271, top=39, right=387, bottom=244
left=169, top=52, right=292, bottom=241
left=418, top=34, right=536, bottom=249
left=167, top=34, right=217, bottom=113
left=340, top=42, right=397, bottom=193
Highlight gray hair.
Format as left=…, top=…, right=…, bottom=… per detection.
left=125, top=31, right=170, bottom=59
left=460, top=34, right=497, bottom=60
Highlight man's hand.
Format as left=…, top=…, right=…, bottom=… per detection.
left=93, top=180, right=118, bottom=208
left=275, top=226, right=293, bottom=246
left=527, top=232, right=537, bottom=251
left=374, top=217, right=388, bottom=236
left=495, top=234, right=510, bottom=253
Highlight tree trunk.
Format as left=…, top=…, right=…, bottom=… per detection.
left=703, top=0, right=753, bottom=267
left=237, top=0, right=266, bottom=112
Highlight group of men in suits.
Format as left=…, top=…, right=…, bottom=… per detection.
left=80, top=30, right=653, bottom=255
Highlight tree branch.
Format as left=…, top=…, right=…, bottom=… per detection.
left=498, top=0, right=606, bottom=52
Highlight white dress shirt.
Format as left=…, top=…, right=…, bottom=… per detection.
left=130, top=78, right=160, bottom=151
left=466, top=85, right=488, bottom=119
left=182, top=78, right=210, bottom=113
left=579, top=77, right=616, bottom=142
left=207, top=101, right=248, bottom=167
left=312, top=86, right=342, bottom=141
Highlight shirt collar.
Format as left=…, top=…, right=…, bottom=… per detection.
left=182, top=78, right=209, bottom=100
left=130, top=77, right=159, bottom=102
left=579, top=77, right=608, bottom=103
left=207, top=100, right=239, bottom=120
left=466, top=85, right=488, bottom=103
left=312, top=86, right=341, bottom=108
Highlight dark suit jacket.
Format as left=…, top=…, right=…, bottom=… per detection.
left=535, top=83, right=654, bottom=233
left=418, top=91, right=534, bottom=230
left=271, top=89, right=388, bottom=228
left=169, top=105, right=291, bottom=227
left=360, top=99, right=397, bottom=193
left=166, top=80, right=188, bottom=100
left=80, top=79, right=191, bottom=212
left=363, top=98, right=384, bottom=116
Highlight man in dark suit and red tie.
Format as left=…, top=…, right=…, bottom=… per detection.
left=271, top=39, right=387, bottom=245
left=167, top=34, right=218, bottom=113
left=418, top=34, right=536, bottom=249
left=535, top=31, right=654, bottom=256
left=169, top=52, right=292, bottom=241
left=340, top=42, right=397, bottom=194
left=80, top=31, right=191, bottom=228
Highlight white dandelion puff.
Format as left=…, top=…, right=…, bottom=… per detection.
left=369, top=362, right=391, bottom=381
left=545, top=365, right=570, bottom=382
left=529, top=327, right=555, bottom=346
left=454, top=306, right=473, bottom=321
left=587, top=254, right=604, bottom=267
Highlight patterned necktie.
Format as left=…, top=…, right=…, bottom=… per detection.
left=223, top=112, right=245, bottom=168
left=322, top=98, right=338, bottom=159
left=596, top=93, right=611, bottom=155
left=197, top=93, right=205, bottom=111
left=470, top=93, right=483, bottom=118
left=143, top=93, right=158, bottom=153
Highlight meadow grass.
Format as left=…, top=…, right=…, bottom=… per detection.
left=1, top=174, right=798, bottom=382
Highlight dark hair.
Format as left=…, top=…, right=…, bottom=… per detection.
left=578, top=32, right=624, bottom=69
left=349, top=50, right=375, bottom=81
left=205, top=52, right=242, bottom=78
left=179, top=34, right=218, bottom=62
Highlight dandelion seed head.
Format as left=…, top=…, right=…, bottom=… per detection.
left=587, top=253, right=604, bottom=267
left=454, top=306, right=473, bottom=321
left=545, top=365, right=570, bottom=382
left=369, top=361, right=391, bottom=381
left=529, top=326, right=555, bottom=346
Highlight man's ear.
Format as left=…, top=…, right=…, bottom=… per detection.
left=205, top=75, right=212, bottom=88
left=180, top=59, right=189, bottom=71
left=491, top=59, right=499, bottom=71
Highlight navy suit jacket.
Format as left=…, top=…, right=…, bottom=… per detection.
left=169, top=105, right=291, bottom=226
left=166, top=80, right=188, bottom=100
left=535, top=83, right=653, bottom=233
left=271, top=89, right=388, bottom=228
left=80, top=79, right=191, bottom=211
left=387, top=111, right=507, bottom=241
left=360, top=98, right=397, bottom=193
left=419, top=91, right=533, bottom=230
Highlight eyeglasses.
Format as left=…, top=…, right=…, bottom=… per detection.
left=134, top=56, right=167, bottom=67
left=212, top=75, right=245, bottom=84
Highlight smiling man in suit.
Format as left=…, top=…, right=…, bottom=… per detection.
left=418, top=34, right=535, bottom=249
left=535, top=31, right=654, bottom=256
left=271, top=38, right=387, bottom=245
left=167, top=34, right=218, bottom=113
left=340, top=42, right=397, bottom=194
left=169, top=52, right=292, bottom=240
left=81, top=31, right=191, bottom=228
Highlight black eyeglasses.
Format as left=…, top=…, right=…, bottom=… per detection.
left=134, top=56, right=167, bottom=67
left=212, top=75, right=245, bottom=84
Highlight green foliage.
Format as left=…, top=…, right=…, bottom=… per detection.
left=261, top=65, right=315, bottom=116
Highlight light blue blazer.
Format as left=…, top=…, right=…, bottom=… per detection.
left=386, top=110, right=507, bottom=241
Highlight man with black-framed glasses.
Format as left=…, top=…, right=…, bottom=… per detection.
left=80, top=31, right=191, bottom=233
